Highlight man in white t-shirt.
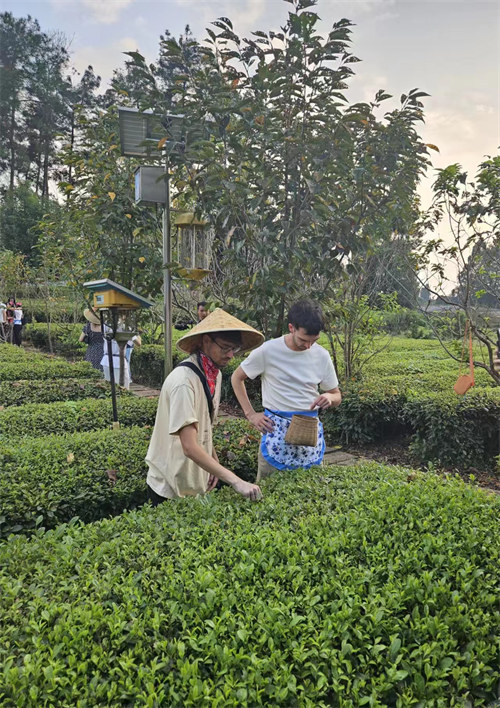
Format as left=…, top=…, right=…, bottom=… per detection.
left=231, top=300, right=341, bottom=480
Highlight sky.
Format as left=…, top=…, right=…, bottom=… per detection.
left=2, top=0, right=499, bottom=253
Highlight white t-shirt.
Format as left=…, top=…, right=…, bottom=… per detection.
left=240, top=336, right=338, bottom=411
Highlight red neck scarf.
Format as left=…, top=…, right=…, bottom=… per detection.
left=198, top=351, right=218, bottom=395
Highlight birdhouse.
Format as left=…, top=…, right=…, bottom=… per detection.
left=174, top=213, right=212, bottom=280
left=83, top=278, right=153, bottom=406
left=83, top=278, right=153, bottom=311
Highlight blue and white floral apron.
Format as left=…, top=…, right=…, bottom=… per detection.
left=261, top=409, right=325, bottom=470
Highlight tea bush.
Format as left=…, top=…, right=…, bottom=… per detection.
left=322, top=383, right=500, bottom=468
left=0, top=465, right=498, bottom=706
left=0, top=343, right=45, bottom=363
left=131, top=344, right=184, bottom=387
left=405, top=390, right=500, bottom=468
left=25, top=322, right=85, bottom=358
left=22, top=297, right=82, bottom=323
left=0, top=419, right=257, bottom=538
left=0, top=396, right=158, bottom=438
left=0, top=426, right=151, bottom=538
left=212, top=418, right=260, bottom=482
left=0, top=358, right=99, bottom=382
left=0, top=378, right=126, bottom=407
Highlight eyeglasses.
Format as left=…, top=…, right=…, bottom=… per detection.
left=209, top=335, right=242, bottom=355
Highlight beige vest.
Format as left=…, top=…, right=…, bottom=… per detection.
left=145, top=354, right=221, bottom=498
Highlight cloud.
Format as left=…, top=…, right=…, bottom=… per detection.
left=81, top=0, right=136, bottom=25
left=72, top=36, right=144, bottom=87
left=178, top=0, right=273, bottom=39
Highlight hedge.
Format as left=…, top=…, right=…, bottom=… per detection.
left=0, top=378, right=127, bottom=408
left=322, top=383, right=500, bottom=469
left=21, top=297, right=82, bottom=324
left=0, top=465, right=498, bottom=706
left=0, top=358, right=99, bottom=382
left=0, top=426, right=151, bottom=538
left=24, top=322, right=85, bottom=358
left=0, top=419, right=258, bottom=539
left=0, top=396, right=158, bottom=438
left=405, top=390, right=500, bottom=468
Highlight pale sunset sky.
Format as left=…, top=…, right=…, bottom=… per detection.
left=3, top=0, right=499, bottom=272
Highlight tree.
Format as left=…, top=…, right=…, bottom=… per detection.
left=418, top=156, right=500, bottom=385
left=124, top=0, right=431, bottom=348
left=0, top=182, right=47, bottom=259
left=51, top=105, right=164, bottom=297
left=0, top=12, right=69, bottom=194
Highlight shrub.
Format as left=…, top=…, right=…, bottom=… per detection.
left=0, top=396, right=158, bottom=438
left=0, top=418, right=256, bottom=538
left=405, top=390, right=500, bottom=468
left=382, top=308, right=431, bottom=337
left=25, top=322, right=85, bottom=358
left=213, top=418, right=259, bottom=481
left=0, top=378, right=126, bottom=407
left=0, top=426, right=152, bottom=538
left=0, top=465, right=498, bottom=705
left=322, top=383, right=408, bottom=444
left=130, top=344, right=180, bottom=387
left=0, top=358, right=99, bottom=382
left=22, top=297, right=82, bottom=323
left=322, top=381, right=500, bottom=469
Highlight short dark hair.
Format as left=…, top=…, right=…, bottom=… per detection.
left=197, top=301, right=207, bottom=309
left=287, top=300, right=324, bottom=335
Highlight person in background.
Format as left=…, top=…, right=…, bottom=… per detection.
left=125, top=333, right=142, bottom=383
left=0, top=302, right=7, bottom=342
left=231, top=300, right=341, bottom=480
left=145, top=308, right=264, bottom=503
left=79, top=308, right=106, bottom=371
left=5, top=297, right=15, bottom=326
left=125, top=333, right=142, bottom=365
left=100, top=336, right=132, bottom=389
left=12, top=302, right=24, bottom=347
left=197, top=301, right=209, bottom=322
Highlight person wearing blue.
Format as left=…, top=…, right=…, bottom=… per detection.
left=231, top=300, right=341, bottom=480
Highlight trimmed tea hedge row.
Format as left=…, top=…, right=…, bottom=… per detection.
left=212, top=418, right=260, bottom=481
left=0, top=343, right=44, bottom=363
left=0, top=426, right=151, bottom=538
left=0, top=378, right=127, bottom=407
left=131, top=344, right=183, bottom=387
left=406, top=390, right=500, bottom=467
left=21, top=297, right=82, bottom=323
left=322, top=384, right=500, bottom=469
left=0, top=419, right=258, bottom=538
left=24, top=322, right=86, bottom=358
left=0, top=396, right=158, bottom=438
left=0, top=465, right=498, bottom=706
left=0, top=358, right=99, bottom=382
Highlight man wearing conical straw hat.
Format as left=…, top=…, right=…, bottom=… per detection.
left=145, top=309, right=264, bottom=502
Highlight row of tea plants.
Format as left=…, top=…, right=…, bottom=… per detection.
left=0, top=465, right=499, bottom=706
left=1, top=343, right=499, bottom=704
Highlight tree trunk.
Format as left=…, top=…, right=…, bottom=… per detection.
left=8, top=100, right=16, bottom=190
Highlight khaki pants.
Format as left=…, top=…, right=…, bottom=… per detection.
left=257, top=447, right=278, bottom=482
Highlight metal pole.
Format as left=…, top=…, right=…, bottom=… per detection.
left=101, top=310, right=119, bottom=426
left=163, top=154, right=173, bottom=379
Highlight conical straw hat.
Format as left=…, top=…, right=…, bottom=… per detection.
left=177, top=308, right=264, bottom=354
left=84, top=308, right=101, bottom=325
